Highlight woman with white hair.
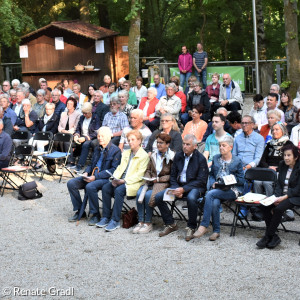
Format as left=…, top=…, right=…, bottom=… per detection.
left=138, top=87, right=160, bottom=131
left=194, top=135, right=245, bottom=241
left=11, top=79, right=20, bottom=90
left=71, top=102, right=100, bottom=172
left=119, top=89, right=134, bottom=120
left=33, top=89, right=47, bottom=118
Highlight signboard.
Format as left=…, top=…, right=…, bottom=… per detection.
left=169, top=66, right=245, bottom=91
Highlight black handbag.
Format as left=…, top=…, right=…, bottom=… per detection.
left=18, top=181, right=43, bottom=200
left=214, top=178, right=232, bottom=191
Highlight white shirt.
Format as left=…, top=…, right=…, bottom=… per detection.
left=82, top=117, right=92, bottom=137
left=249, top=104, right=267, bottom=130
left=14, top=103, right=22, bottom=116
left=180, top=154, right=193, bottom=183
left=131, top=86, right=147, bottom=102
left=290, top=124, right=300, bottom=147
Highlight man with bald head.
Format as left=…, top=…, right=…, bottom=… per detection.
left=218, top=73, right=243, bottom=111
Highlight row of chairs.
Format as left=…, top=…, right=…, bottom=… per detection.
left=0, top=131, right=76, bottom=195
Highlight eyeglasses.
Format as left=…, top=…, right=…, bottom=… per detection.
left=161, top=120, right=172, bottom=123
left=241, top=122, right=252, bottom=125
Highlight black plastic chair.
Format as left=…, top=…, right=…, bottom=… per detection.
left=231, top=168, right=277, bottom=236
left=0, top=144, right=33, bottom=196
left=41, top=132, right=74, bottom=182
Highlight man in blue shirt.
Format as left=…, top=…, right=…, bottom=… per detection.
left=0, top=119, right=12, bottom=168
left=232, top=115, right=264, bottom=218
left=151, top=74, right=166, bottom=100
left=193, top=43, right=208, bottom=89
left=0, top=94, right=17, bottom=125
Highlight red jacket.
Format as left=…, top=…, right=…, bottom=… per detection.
left=178, top=53, right=193, bottom=73
left=139, top=97, right=159, bottom=121
left=260, top=124, right=270, bottom=140
left=205, top=83, right=220, bottom=99
left=175, top=91, right=187, bottom=113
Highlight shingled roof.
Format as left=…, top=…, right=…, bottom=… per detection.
left=21, top=20, right=119, bottom=41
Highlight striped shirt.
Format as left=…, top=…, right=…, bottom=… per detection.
left=193, top=51, right=208, bottom=69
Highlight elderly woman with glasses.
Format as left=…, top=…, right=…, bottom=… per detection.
left=133, top=133, right=175, bottom=234
left=194, top=135, right=245, bottom=241
left=254, top=122, right=293, bottom=196
left=145, top=113, right=182, bottom=155
left=119, top=89, right=134, bottom=120
left=97, top=130, right=149, bottom=232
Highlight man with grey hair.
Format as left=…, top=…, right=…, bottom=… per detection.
left=0, top=119, right=12, bottom=168
left=92, top=90, right=109, bottom=127
left=119, top=109, right=152, bottom=151
left=264, top=83, right=281, bottom=106
left=0, top=106, right=13, bottom=135
left=51, top=88, right=66, bottom=118
left=2, top=80, right=11, bottom=95
left=9, top=89, right=17, bottom=105
left=219, top=73, right=243, bottom=111
left=0, top=94, right=17, bottom=125
left=23, top=83, right=37, bottom=106
left=33, top=89, right=47, bottom=118
left=102, top=96, right=129, bottom=145
left=155, top=82, right=181, bottom=122
left=155, top=133, right=209, bottom=241
left=67, top=126, right=121, bottom=225
left=233, top=114, right=265, bottom=218
left=151, top=74, right=166, bottom=99
left=14, top=99, right=38, bottom=135
left=12, top=89, right=26, bottom=117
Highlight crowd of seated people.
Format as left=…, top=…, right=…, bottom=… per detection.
left=1, top=74, right=300, bottom=250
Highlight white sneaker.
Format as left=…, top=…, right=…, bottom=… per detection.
left=132, top=223, right=143, bottom=234
left=138, top=224, right=153, bottom=234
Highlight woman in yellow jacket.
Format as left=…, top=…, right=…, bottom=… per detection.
left=96, top=130, right=149, bottom=231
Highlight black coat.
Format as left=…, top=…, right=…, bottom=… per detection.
left=93, top=102, right=109, bottom=127
left=36, top=113, right=59, bottom=134
left=187, top=90, right=210, bottom=122
left=75, top=114, right=100, bottom=140
left=170, top=149, right=208, bottom=193
left=275, top=160, right=300, bottom=205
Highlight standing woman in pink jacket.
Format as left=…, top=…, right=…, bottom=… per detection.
left=178, top=46, right=193, bottom=89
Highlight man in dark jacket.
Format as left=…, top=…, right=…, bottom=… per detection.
left=154, top=134, right=208, bottom=241
left=0, top=119, right=13, bottom=168
left=67, top=126, right=121, bottom=225
left=93, top=90, right=109, bottom=127
left=181, top=81, right=210, bottom=125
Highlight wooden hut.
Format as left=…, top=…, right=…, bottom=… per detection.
left=20, top=20, right=129, bottom=91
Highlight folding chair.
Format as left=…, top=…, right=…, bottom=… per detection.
left=11, top=130, right=30, bottom=146
left=30, top=131, right=54, bottom=174
left=0, top=144, right=33, bottom=196
left=41, top=132, right=74, bottom=182
left=230, top=168, right=277, bottom=236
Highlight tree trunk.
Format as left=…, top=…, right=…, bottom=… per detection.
left=0, top=46, right=4, bottom=84
left=80, top=0, right=90, bottom=23
left=256, top=0, right=273, bottom=95
left=283, top=0, right=300, bottom=97
left=128, top=0, right=141, bottom=84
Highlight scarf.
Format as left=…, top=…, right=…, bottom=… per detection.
left=43, top=113, right=53, bottom=124
left=269, top=135, right=290, bottom=152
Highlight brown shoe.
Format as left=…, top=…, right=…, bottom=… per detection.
left=159, top=224, right=178, bottom=237
left=193, top=226, right=208, bottom=238
left=185, top=228, right=195, bottom=241
left=209, top=232, right=220, bottom=241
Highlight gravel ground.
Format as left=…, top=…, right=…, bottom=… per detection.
left=1, top=97, right=300, bottom=300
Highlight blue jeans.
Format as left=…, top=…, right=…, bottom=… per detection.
left=101, top=182, right=126, bottom=222
left=201, top=188, right=236, bottom=233
left=180, top=72, right=192, bottom=89
left=155, top=188, right=201, bottom=229
left=77, top=140, right=93, bottom=167
left=136, top=186, right=153, bottom=223
left=67, top=176, right=108, bottom=216
left=195, top=69, right=207, bottom=89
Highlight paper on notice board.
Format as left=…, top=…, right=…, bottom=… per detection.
left=55, top=37, right=64, bottom=50
left=95, top=40, right=105, bottom=53
left=19, top=45, right=28, bottom=58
